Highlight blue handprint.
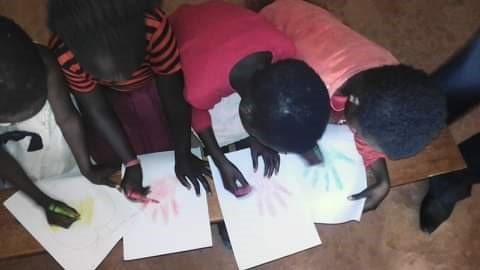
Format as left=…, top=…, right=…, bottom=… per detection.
left=303, top=147, right=355, bottom=192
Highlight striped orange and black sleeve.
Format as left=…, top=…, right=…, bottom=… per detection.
left=146, top=8, right=182, bottom=75
left=49, top=36, right=97, bottom=92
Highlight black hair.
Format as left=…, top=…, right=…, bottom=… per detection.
left=47, top=0, right=160, bottom=80
left=240, top=59, right=330, bottom=154
left=0, top=16, right=47, bottom=121
left=343, top=64, right=446, bottom=159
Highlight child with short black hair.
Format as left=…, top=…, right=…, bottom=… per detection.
left=169, top=1, right=331, bottom=197
left=249, top=0, right=446, bottom=211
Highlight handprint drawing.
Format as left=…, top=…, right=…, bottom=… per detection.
left=251, top=172, right=291, bottom=217
left=143, top=176, right=179, bottom=224
left=303, top=147, right=355, bottom=192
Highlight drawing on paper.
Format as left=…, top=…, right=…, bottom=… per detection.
left=303, top=147, right=355, bottom=192
left=251, top=172, right=291, bottom=217
left=142, top=176, right=180, bottom=224
left=48, top=186, right=116, bottom=250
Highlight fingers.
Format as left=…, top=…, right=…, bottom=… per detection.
left=237, top=172, right=249, bottom=188
left=141, top=186, right=150, bottom=196
left=234, top=174, right=252, bottom=197
left=348, top=187, right=372, bottom=201
left=188, top=176, right=201, bottom=196
left=202, top=165, right=212, bottom=178
left=177, top=174, right=192, bottom=190
left=348, top=187, right=378, bottom=212
left=251, top=149, right=259, bottom=173
left=46, top=209, right=78, bottom=229
left=50, top=215, right=74, bottom=229
left=274, top=154, right=280, bottom=175
left=198, top=175, right=212, bottom=195
left=262, top=155, right=275, bottom=178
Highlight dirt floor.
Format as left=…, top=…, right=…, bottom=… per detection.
left=0, top=0, right=479, bottom=269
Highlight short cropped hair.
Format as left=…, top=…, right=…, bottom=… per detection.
left=240, top=59, right=330, bottom=154
left=343, top=65, right=446, bottom=159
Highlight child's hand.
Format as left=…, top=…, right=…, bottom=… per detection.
left=249, top=137, right=280, bottom=178
left=348, top=180, right=390, bottom=212
left=44, top=199, right=80, bottom=229
left=122, top=163, right=150, bottom=201
left=218, top=160, right=252, bottom=197
left=348, top=158, right=390, bottom=212
left=175, top=153, right=212, bottom=196
left=83, top=165, right=118, bottom=187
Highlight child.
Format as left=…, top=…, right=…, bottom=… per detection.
left=0, top=16, right=116, bottom=228
left=47, top=0, right=210, bottom=197
left=250, top=0, right=446, bottom=211
left=169, top=1, right=331, bottom=197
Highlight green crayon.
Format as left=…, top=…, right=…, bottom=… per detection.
left=48, top=203, right=80, bottom=220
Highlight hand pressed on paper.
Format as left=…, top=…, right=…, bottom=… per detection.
left=122, top=164, right=150, bottom=202
left=218, top=159, right=252, bottom=197
left=349, top=158, right=390, bottom=212
left=175, top=153, right=212, bottom=196
left=250, top=137, right=280, bottom=178
left=44, top=199, right=80, bottom=229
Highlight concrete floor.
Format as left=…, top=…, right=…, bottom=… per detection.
left=0, top=0, right=479, bottom=269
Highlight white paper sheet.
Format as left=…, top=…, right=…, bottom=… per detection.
left=209, top=149, right=321, bottom=270
left=3, top=176, right=137, bottom=270
left=123, top=149, right=212, bottom=260
left=291, top=125, right=368, bottom=224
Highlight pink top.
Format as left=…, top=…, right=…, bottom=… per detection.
left=261, top=0, right=400, bottom=167
left=169, top=0, right=296, bottom=132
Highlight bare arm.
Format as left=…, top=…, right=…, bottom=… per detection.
left=154, top=71, right=211, bottom=195
left=39, top=46, right=116, bottom=186
left=154, top=71, right=191, bottom=160
left=0, top=146, right=81, bottom=227
left=198, top=128, right=251, bottom=197
left=349, top=158, right=390, bottom=212
left=0, top=147, right=49, bottom=205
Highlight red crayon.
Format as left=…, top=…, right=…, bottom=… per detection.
left=127, top=191, right=159, bottom=204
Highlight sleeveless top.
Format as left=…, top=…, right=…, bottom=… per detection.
left=0, top=101, right=77, bottom=183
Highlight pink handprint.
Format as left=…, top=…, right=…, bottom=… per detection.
left=251, top=173, right=292, bottom=217
left=143, top=176, right=179, bottom=224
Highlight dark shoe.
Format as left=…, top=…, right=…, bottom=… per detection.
left=420, top=193, right=455, bottom=234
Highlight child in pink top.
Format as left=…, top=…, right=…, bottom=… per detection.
left=251, top=0, right=446, bottom=211
left=170, top=1, right=331, bottom=197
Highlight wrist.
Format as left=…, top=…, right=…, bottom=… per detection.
left=174, top=149, right=190, bottom=161
left=213, top=155, right=229, bottom=166
left=37, top=194, right=52, bottom=208
left=378, top=177, right=391, bottom=187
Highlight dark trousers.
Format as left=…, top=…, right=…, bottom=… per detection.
left=428, top=134, right=480, bottom=202
left=428, top=29, right=480, bottom=202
